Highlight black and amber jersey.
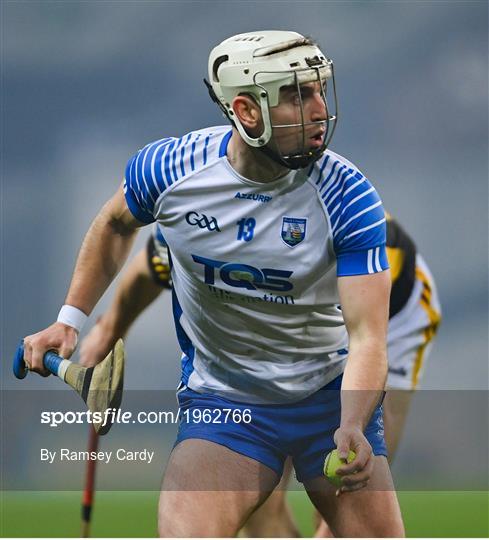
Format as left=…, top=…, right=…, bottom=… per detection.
left=146, top=235, right=172, bottom=289
left=386, top=214, right=417, bottom=318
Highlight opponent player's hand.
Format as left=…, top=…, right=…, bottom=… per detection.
left=79, top=316, right=118, bottom=367
left=333, top=426, right=374, bottom=495
left=23, top=322, right=78, bottom=377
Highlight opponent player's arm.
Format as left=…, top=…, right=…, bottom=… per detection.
left=23, top=185, right=145, bottom=375
left=79, top=244, right=167, bottom=367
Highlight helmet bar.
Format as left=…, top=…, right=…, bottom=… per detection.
left=255, top=65, right=338, bottom=169
left=295, top=70, right=306, bottom=161
left=272, top=119, right=336, bottom=128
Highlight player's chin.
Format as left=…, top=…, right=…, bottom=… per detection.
left=278, top=140, right=323, bottom=157
left=308, top=133, right=325, bottom=149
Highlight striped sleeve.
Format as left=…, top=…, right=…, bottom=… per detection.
left=324, top=169, right=388, bottom=276
left=123, top=137, right=176, bottom=223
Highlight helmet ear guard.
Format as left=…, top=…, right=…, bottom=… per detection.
left=204, top=78, right=273, bottom=147
left=205, top=31, right=339, bottom=169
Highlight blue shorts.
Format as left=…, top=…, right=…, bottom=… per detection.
left=175, top=374, right=387, bottom=482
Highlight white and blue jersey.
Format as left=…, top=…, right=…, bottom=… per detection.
left=123, top=126, right=388, bottom=404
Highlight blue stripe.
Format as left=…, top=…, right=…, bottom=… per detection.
left=328, top=174, right=370, bottom=232
left=330, top=179, right=374, bottom=220
left=329, top=187, right=362, bottom=231
left=314, top=155, right=330, bottom=185
left=178, top=133, right=192, bottom=177
left=339, top=172, right=365, bottom=202
left=333, top=198, right=385, bottom=250
left=329, top=172, right=363, bottom=212
left=330, top=181, right=372, bottom=224
left=190, top=134, right=201, bottom=171
left=336, top=246, right=387, bottom=277
left=306, top=161, right=315, bottom=178
left=338, top=216, right=385, bottom=246
left=307, top=153, right=328, bottom=180
left=131, top=152, right=145, bottom=205
left=190, top=141, right=196, bottom=171
left=171, top=288, right=195, bottom=384
left=152, top=140, right=173, bottom=192
left=136, top=145, right=154, bottom=203
left=218, top=130, right=232, bottom=157
left=319, top=159, right=340, bottom=192
left=125, top=155, right=135, bottom=186
left=324, top=168, right=354, bottom=211
left=171, top=140, right=180, bottom=183
left=143, top=142, right=164, bottom=202
left=179, top=145, right=186, bottom=177
left=327, top=200, right=342, bottom=225
left=125, top=155, right=140, bottom=206
left=164, top=141, right=176, bottom=186
left=323, top=164, right=348, bottom=200
left=124, top=154, right=141, bottom=211
left=335, top=191, right=382, bottom=230
left=124, top=186, right=155, bottom=223
left=171, top=149, right=178, bottom=182
left=203, top=134, right=211, bottom=165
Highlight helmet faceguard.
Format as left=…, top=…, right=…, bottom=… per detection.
left=205, top=31, right=338, bottom=169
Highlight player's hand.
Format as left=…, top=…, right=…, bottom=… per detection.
left=23, top=322, right=78, bottom=376
left=333, top=426, right=374, bottom=495
left=79, top=316, right=118, bottom=367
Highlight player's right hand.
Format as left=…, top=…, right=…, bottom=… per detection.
left=23, top=322, right=78, bottom=377
left=333, top=426, right=374, bottom=495
left=79, top=316, right=118, bottom=367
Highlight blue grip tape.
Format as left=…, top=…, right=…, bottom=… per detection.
left=13, top=341, right=63, bottom=379
left=43, top=351, right=63, bottom=375
left=13, top=341, right=28, bottom=379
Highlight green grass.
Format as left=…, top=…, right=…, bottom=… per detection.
left=1, top=490, right=488, bottom=537
left=288, top=491, right=489, bottom=538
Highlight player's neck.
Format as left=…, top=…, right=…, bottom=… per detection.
left=226, top=131, right=290, bottom=183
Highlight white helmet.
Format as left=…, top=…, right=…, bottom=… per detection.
left=205, top=30, right=338, bottom=169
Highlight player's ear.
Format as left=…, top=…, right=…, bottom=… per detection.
left=232, top=95, right=262, bottom=130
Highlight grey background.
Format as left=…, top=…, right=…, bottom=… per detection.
left=1, top=0, right=488, bottom=489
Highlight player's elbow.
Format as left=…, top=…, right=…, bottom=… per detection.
left=99, top=189, right=142, bottom=238
left=349, top=334, right=388, bottom=369
left=106, top=214, right=138, bottom=237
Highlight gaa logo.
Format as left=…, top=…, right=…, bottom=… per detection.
left=185, top=211, right=221, bottom=232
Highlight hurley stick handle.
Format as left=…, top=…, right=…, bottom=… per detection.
left=13, top=340, right=71, bottom=379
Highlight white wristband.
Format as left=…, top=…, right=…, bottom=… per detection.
left=57, top=305, right=88, bottom=333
